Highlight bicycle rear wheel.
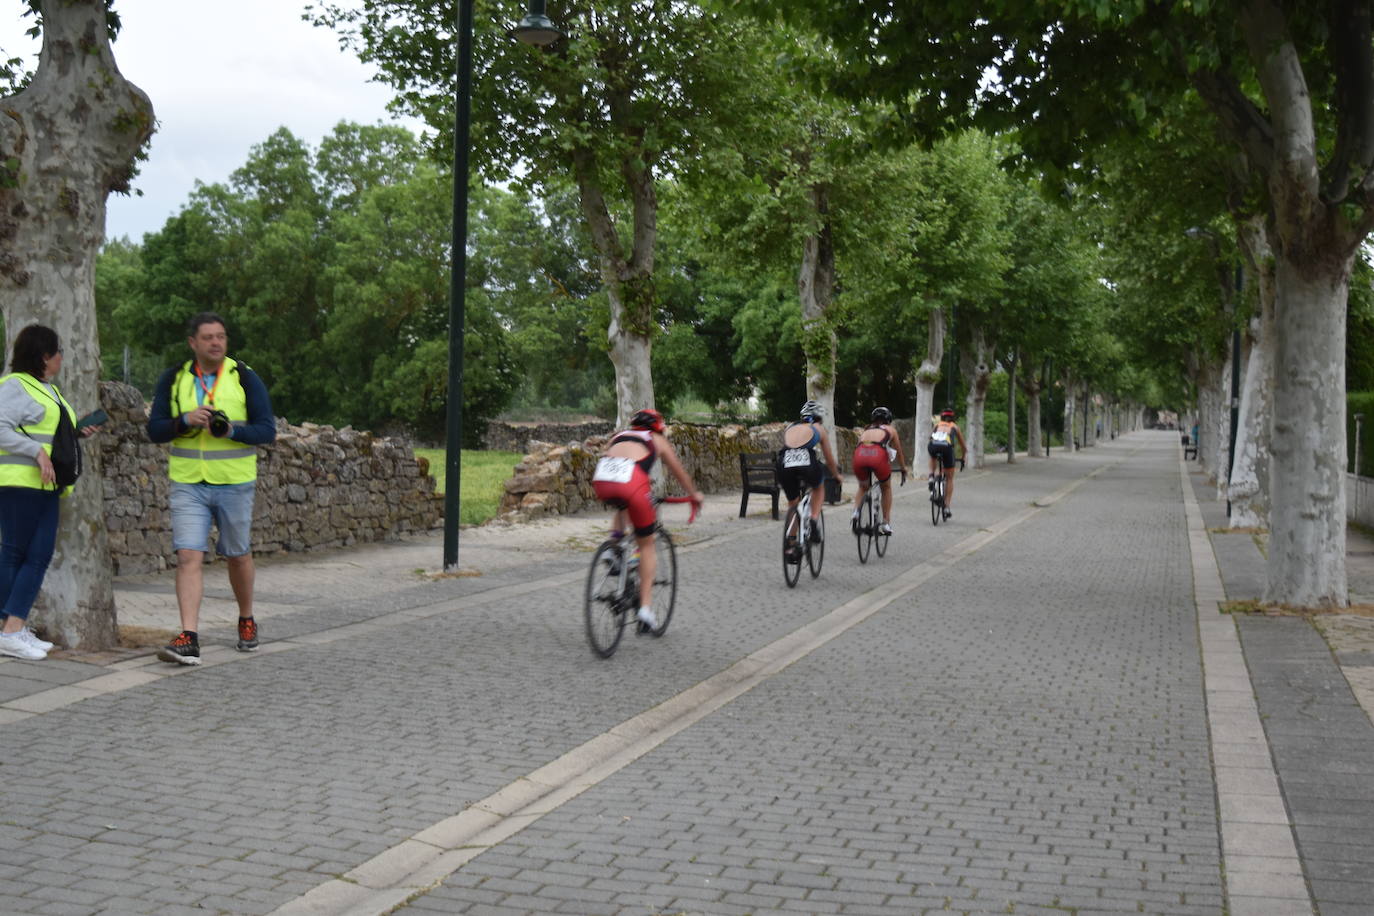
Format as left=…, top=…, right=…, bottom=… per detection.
left=782, top=505, right=802, bottom=587
left=856, top=491, right=872, bottom=564
left=873, top=493, right=890, bottom=557
left=807, top=511, right=825, bottom=578
left=584, top=541, right=626, bottom=658
left=930, top=480, right=942, bottom=526
left=646, top=527, right=676, bottom=637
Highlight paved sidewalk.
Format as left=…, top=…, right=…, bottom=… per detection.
left=0, top=434, right=1369, bottom=915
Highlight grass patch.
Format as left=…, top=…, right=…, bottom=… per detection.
left=413, top=449, right=523, bottom=526
left=1220, top=599, right=1266, bottom=615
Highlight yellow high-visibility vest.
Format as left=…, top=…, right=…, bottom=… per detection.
left=0, top=373, right=76, bottom=492
left=166, top=358, right=257, bottom=484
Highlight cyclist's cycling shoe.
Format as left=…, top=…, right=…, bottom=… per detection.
left=943, top=508, right=952, bottom=520
left=808, top=519, right=823, bottom=543
left=785, top=535, right=802, bottom=562
left=850, top=512, right=860, bottom=535
left=879, top=522, right=893, bottom=536
left=928, top=478, right=936, bottom=491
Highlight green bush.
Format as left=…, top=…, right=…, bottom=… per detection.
left=1349, top=392, right=1374, bottom=477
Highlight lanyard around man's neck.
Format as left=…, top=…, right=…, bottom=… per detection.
left=193, top=362, right=223, bottom=406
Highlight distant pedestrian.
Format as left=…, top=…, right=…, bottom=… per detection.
left=146, top=313, right=276, bottom=666
left=0, top=325, right=101, bottom=660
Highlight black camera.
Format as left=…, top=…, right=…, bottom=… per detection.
left=208, top=409, right=232, bottom=438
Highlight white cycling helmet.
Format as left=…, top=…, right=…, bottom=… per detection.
left=799, top=400, right=824, bottom=422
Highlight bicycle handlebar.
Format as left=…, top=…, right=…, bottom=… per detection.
left=657, top=494, right=700, bottom=523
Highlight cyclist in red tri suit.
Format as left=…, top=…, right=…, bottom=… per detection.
left=850, top=406, right=910, bottom=535
left=591, top=409, right=704, bottom=629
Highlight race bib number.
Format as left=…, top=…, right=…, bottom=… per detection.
left=594, top=456, right=635, bottom=484
left=781, top=448, right=811, bottom=469
left=931, top=430, right=950, bottom=444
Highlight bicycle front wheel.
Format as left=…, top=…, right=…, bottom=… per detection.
left=782, top=505, right=802, bottom=588
left=856, top=492, right=872, bottom=564
left=584, top=541, right=626, bottom=658
left=807, top=511, right=825, bottom=578
left=647, top=527, right=676, bottom=637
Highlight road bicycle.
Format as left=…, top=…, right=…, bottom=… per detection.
left=584, top=496, right=697, bottom=658
left=782, top=488, right=824, bottom=587
left=929, top=457, right=965, bottom=526
left=855, top=468, right=905, bottom=563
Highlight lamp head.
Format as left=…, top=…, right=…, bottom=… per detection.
left=513, top=2, right=563, bottom=46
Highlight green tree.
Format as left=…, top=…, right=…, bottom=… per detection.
left=766, top=0, right=1369, bottom=606
left=1, top=0, right=153, bottom=648
left=311, top=0, right=762, bottom=426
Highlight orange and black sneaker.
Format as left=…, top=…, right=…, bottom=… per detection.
left=236, top=617, right=259, bottom=652
left=156, top=631, right=201, bottom=666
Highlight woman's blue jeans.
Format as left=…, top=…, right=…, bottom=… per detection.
left=0, top=486, right=61, bottom=623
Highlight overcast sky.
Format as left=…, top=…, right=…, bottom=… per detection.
left=1, top=0, right=427, bottom=242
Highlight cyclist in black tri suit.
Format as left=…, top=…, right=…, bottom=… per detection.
left=777, top=400, right=841, bottom=559
left=927, top=406, right=968, bottom=519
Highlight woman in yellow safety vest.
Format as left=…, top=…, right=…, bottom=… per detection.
left=0, top=325, right=100, bottom=660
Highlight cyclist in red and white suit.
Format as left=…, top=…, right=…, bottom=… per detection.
left=592, top=409, right=704, bottom=630
left=850, top=406, right=910, bottom=535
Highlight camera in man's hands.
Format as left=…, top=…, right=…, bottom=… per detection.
left=208, top=409, right=232, bottom=438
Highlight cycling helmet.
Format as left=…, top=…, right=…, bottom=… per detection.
left=799, top=400, right=824, bottom=422
left=940, top=407, right=956, bottom=419
left=629, top=408, right=666, bottom=433
left=871, top=406, right=893, bottom=424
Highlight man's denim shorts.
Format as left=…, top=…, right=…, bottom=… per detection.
left=170, top=481, right=256, bottom=557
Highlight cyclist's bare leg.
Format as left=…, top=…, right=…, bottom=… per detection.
left=610, top=508, right=628, bottom=537
left=880, top=477, right=894, bottom=523
left=944, top=466, right=956, bottom=507
left=635, top=530, right=657, bottom=608
left=809, top=486, right=825, bottom=522
left=851, top=475, right=868, bottom=513
left=785, top=496, right=802, bottom=539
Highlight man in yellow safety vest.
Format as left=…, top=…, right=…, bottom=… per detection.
left=146, top=313, right=276, bottom=666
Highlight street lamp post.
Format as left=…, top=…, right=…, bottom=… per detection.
left=444, top=1, right=562, bottom=571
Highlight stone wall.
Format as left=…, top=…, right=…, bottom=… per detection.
left=483, top=420, right=614, bottom=454
left=96, top=382, right=442, bottom=574
left=495, top=422, right=871, bottom=524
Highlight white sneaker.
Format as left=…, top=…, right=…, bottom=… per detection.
left=21, top=629, right=54, bottom=651
left=879, top=522, right=893, bottom=535
left=636, top=606, right=658, bottom=629
left=0, top=631, right=47, bottom=660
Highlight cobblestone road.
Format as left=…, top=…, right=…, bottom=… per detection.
left=1, top=431, right=1363, bottom=915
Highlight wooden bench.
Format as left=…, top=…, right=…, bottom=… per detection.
left=739, top=452, right=781, bottom=519
left=1182, top=434, right=1198, bottom=460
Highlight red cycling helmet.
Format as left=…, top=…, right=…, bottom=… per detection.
left=630, top=408, right=666, bottom=433
left=940, top=407, right=956, bottom=419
